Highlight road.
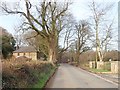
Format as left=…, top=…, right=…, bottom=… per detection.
left=46, top=63, right=118, bottom=88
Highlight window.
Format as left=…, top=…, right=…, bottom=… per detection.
left=24, top=53, right=25, bottom=56
left=18, top=53, right=20, bottom=56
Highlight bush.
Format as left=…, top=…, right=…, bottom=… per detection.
left=2, top=60, right=55, bottom=88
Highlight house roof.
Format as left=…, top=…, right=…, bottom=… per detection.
left=13, top=46, right=37, bottom=53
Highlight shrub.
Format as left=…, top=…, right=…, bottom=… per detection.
left=2, top=60, right=54, bottom=88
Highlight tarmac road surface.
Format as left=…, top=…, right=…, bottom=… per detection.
left=46, top=63, right=118, bottom=88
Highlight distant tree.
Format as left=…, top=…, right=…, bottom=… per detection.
left=1, top=28, right=16, bottom=59
left=79, top=50, right=96, bottom=64
left=104, top=50, right=119, bottom=61
left=75, top=20, right=92, bottom=64
left=58, top=14, right=76, bottom=62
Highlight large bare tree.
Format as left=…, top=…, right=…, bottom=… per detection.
left=89, top=0, right=114, bottom=67
left=0, top=0, right=71, bottom=65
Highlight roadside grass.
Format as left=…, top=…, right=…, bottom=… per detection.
left=89, top=68, right=110, bottom=73
left=75, top=63, right=111, bottom=73
left=32, top=67, right=56, bottom=88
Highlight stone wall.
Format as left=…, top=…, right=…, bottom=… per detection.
left=97, top=61, right=104, bottom=69
left=111, top=61, right=119, bottom=73
left=89, top=61, right=119, bottom=73
left=89, top=61, right=104, bottom=69
left=89, top=61, right=95, bottom=68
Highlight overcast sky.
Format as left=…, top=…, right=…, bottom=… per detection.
left=0, top=0, right=119, bottom=50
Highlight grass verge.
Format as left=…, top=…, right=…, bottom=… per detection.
left=89, top=68, right=110, bottom=73
left=32, top=67, right=56, bottom=88
left=71, top=63, right=110, bottom=73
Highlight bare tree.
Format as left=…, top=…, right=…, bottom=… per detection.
left=58, top=14, right=76, bottom=60
left=75, top=20, right=91, bottom=64
left=88, top=0, right=114, bottom=68
left=0, top=1, right=71, bottom=66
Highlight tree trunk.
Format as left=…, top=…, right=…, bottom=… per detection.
left=58, top=52, right=62, bottom=63
left=97, top=46, right=103, bottom=61
left=95, top=23, right=103, bottom=68
left=76, top=51, right=80, bottom=64
left=48, top=47, right=56, bottom=66
left=48, top=37, right=57, bottom=66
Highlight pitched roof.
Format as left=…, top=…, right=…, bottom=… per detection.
left=13, top=46, right=37, bottom=53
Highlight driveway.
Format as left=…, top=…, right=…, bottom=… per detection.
left=46, top=63, right=118, bottom=88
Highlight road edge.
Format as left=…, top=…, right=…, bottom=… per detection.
left=43, top=66, right=58, bottom=88
left=76, top=66, right=118, bottom=86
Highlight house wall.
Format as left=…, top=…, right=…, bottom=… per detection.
left=30, top=52, right=37, bottom=60
left=20, top=53, right=24, bottom=56
left=25, top=53, right=30, bottom=58
left=13, top=53, right=18, bottom=57
left=13, top=52, right=37, bottom=60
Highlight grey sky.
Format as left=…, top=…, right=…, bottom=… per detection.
left=0, top=0, right=119, bottom=50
